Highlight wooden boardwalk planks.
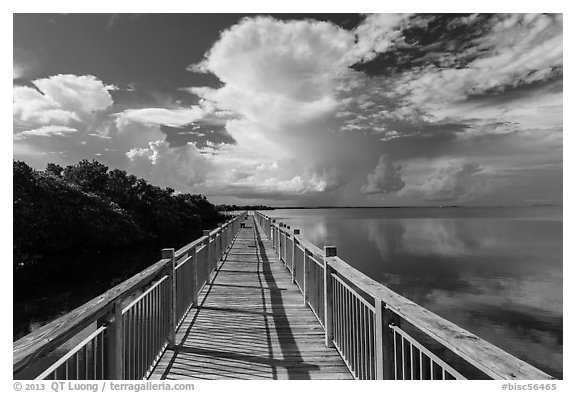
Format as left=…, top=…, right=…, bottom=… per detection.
left=149, top=216, right=352, bottom=380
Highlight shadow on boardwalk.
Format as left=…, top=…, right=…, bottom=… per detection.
left=149, top=216, right=351, bottom=380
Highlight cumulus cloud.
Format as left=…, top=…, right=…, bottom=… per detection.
left=126, top=140, right=210, bottom=187
left=217, top=161, right=337, bottom=199
left=112, top=15, right=425, bottom=200
left=352, top=13, right=412, bottom=62
left=179, top=16, right=377, bottom=197
left=13, top=74, right=114, bottom=128
left=12, top=15, right=561, bottom=206
left=193, top=17, right=356, bottom=102
left=361, top=155, right=405, bottom=195
left=115, top=107, right=207, bottom=128
left=13, top=125, right=79, bottom=140
left=415, top=161, right=485, bottom=202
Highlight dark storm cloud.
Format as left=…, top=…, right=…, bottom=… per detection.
left=271, top=13, right=365, bottom=30
left=161, top=124, right=236, bottom=148
left=351, top=14, right=497, bottom=76
left=13, top=13, right=562, bottom=206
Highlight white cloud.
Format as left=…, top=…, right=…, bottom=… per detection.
left=194, top=16, right=356, bottom=102
left=12, top=15, right=561, bottom=206
left=13, top=74, right=114, bottom=128
left=126, top=140, right=210, bottom=187
left=352, top=13, right=412, bottom=62
left=115, top=107, right=207, bottom=128
left=13, top=125, right=79, bottom=140
left=399, top=14, right=562, bottom=109
left=361, top=155, right=405, bottom=195
left=113, top=16, right=425, bottom=200
left=179, top=16, right=374, bottom=197
left=408, top=161, right=485, bottom=202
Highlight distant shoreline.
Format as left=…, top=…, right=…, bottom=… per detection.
left=266, top=204, right=561, bottom=210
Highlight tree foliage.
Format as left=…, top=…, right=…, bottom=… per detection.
left=217, top=204, right=272, bottom=211
left=13, top=160, right=222, bottom=270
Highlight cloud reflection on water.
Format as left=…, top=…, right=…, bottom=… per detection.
left=268, top=208, right=562, bottom=378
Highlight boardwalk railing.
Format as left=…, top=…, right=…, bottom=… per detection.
left=254, top=211, right=553, bottom=380
left=13, top=212, right=247, bottom=380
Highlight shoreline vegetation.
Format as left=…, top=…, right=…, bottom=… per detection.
left=13, top=159, right=225, bottom=339
left=12, top=159, right=559, bottom=340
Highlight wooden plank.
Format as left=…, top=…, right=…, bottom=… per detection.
left=149, top=215, right=352, bottom=380
left=14, top=214, right=245, bottom=376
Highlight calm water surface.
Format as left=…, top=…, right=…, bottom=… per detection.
left=265, top=207, right=562, bottom=378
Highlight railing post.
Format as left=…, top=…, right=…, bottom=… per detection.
left=203, top=230, right=213, bottom=275
left=382, top=306, right=398, bottom=379
left=303, top=248, right=309, bottom=306
left=227, top=221, right=231, bottom=249
left=286, top=226, right=290, bottom=267
left=218, top=224, right=224, bottom=260
left=189, top=246, right=198, bottom=306
left=324, top=246, right=337, bottom=347
left=278, top=223, right=283, bottom=262
left=292, top=229, right=300, bottom=283
left=101, top=300, right=124, bottom=379
left=162, top=248, right=177, bottom=349
left=374, top=299, right=385, bottom=379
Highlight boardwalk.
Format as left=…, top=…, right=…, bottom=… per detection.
left=14, top=212, right=552, bottom=380
left=149, top=216, right=353, bottom=380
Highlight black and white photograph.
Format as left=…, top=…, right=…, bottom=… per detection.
left=10, top=3, right=567, bottom=387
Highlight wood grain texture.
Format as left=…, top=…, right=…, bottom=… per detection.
left=13, top=214, right=244, bottom=377
left=326, top=256, right=553, bottom=380
left=149, top=217, right=352, bottom=380
left=13, top=257, right=172, bottom=374
left=255, top=211, right=554, bottom=381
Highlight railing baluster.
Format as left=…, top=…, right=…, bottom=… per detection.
left=346, top=284, right=351, bottom=363
left=361, top=303, right=366, bottom=380
left=135, top=301, right=140, bottom=379
left=338, top=280, right=343, bottom=358
left=393, top=331, right=397, bottom=380
left=354, top=296, right=359, bottom=377
left=93, top=336, right=97, bottom=379
left=420, top=348, right=424, bottom=380
left=131, top=307, right=136, bottom=379
left=410, top=343, right=414, bottom=380
left=23, top=212, right=554, bottom=381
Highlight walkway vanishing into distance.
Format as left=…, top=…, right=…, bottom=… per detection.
left=14, top=212, right=553, bottom=381
left=149, top=217, right=352, bottom=380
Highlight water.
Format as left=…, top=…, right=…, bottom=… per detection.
left=265, top=207, right=563, bottom=378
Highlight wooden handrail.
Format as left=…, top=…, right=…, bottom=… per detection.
left=14, top=212, right=245, bottom=376
left=326, top=256, right=552, bottom=380
left=13, top=257, right=171, bottom=374
left=174, top=222, right=230, bottom=261
left=174, top=236, right=207, bottom=261
left=254, top=211, right=554, bottom=380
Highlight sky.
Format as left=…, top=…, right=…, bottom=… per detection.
left=12, top=13, right=563, bottom=206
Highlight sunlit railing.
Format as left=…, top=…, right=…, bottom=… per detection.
left=14, top=212, right=247, bottom=380
left=254, top=211, right=553, bottom=380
